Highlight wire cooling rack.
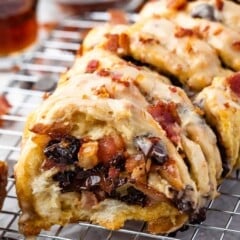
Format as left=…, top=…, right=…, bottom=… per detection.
left=1, top=12, right=240, bottom=240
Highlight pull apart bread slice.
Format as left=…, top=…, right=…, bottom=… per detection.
left=195, top=72, right=240, bottom=175
left=82, top=19, right=231, bottom=92
left=139, top=0, right=240, bottom=71
left=81, top=15, right=240, bottom=177
left=64, top=47, right=222, bottom=196
left=140, top=0, right=240, bottom=32
left=16, top=72, right=207, bottom=236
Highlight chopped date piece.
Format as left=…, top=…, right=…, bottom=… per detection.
left=189, top=207, right=206, bottom=224
left=134, top=136, right=153, bottom=156
left=191, top=4, right=218, bottom=21
left=149, top=139, right=168, bottom=165
left=134, top=135, right=168, bottom=165
left=175, top=198, right=193, bottom=213
left=173, top=185, right=195, bottom=213
left=109, top=154, right=125, bottom=171
left=97, top=68, right=110, bottom=77
left=218, top=145, right=231, bottom=178
left=120, top=186, right=147, bottom=207
left=44, top=135, right=81, bottom=165
left=53, top=171, right=76, bottom=192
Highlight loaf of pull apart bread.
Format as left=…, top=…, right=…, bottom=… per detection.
left=15, top=0, right=240, bottom=237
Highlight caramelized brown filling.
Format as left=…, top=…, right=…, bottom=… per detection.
left=44, top=134, right=148, bottom=206
left=43, top=134, right=198, bottom=215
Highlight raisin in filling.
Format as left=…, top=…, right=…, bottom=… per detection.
left=44, top=135, right=81, bottom=165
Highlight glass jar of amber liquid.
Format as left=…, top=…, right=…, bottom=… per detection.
left=0, top=0, right=38, bottom=57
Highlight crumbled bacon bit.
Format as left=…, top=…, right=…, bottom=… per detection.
left=108, top=9, right=128, bottom=25
left=0, top=95, right=11, bottom=126
left=213, top=27, right=223, bottom=36
left=98, top=135, right=125, bottom=164
left=104, top=33, right=129, bottom=54
left=139, top=37, right=160, bottom=45
left=0, top=95, right=11, bottom=115
left=97, top=68, right=110, bottom=77
left=169, top=86, right=177, bottom=93
left=118, top=33, right=130, bottom=53
left=215, top=0, right=224, bottom=10
left=224, top=102, right=230, bottom=108
left=86, top=59, right=99, bottom=73
left=111, top=72, right=130, bottom=87
left=167, top=0, right=187, bottom=10
left=232, top=41, right=240, bottom=51
left=175, top=27, right=194, bottom=38
left=147, top=101, right=181, bottom=145
left=227, top=72, right=240, bottom=98
left=199, top=25, right=210, bottom=38
left=111, top=72, right=123, bottom=81
left=42, top=92, right=52, bottom=100
left=104, top=34, right=119, bottom=52
left=76, top=45, right=83, bottom=56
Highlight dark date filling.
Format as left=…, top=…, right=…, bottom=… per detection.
left=44, top=135, right=81, bottom=165
left=45, top=135, right=148, bottom=206
left=44, top=134, right=200, bottom=221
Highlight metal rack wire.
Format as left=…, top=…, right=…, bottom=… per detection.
left=0, top=12, right=240, bottom=240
